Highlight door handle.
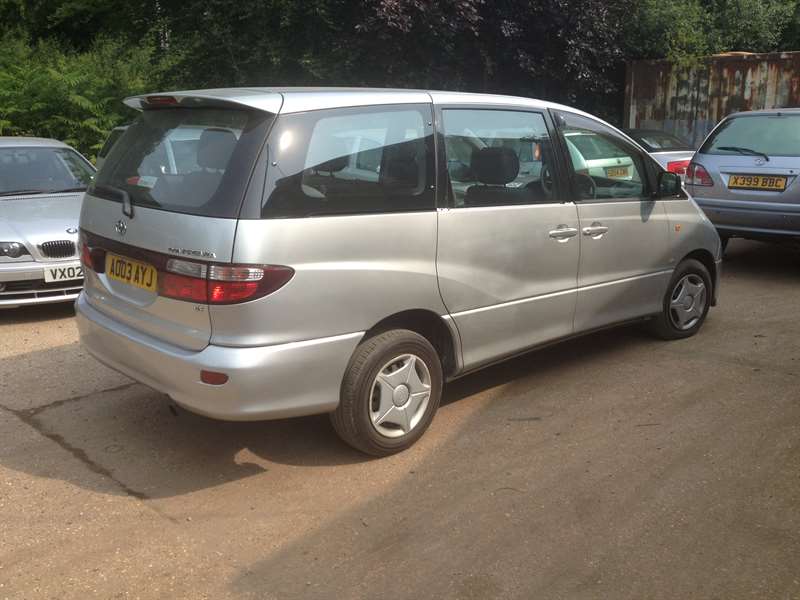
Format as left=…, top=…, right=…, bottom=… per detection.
left=582, top=222, right=609, bottom=238
left=548, top=225, right=579, bottom=242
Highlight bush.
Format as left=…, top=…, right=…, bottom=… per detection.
left=0, top=33, right=169, bottom=160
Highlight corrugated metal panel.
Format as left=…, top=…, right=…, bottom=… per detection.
left=624, top=51, right=800, bottom=147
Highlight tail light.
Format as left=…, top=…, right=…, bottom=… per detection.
left=79, top=232, right=106, bottom=272
left=159, top=258, right=293, bottom=305
left=667, top=159, right=690, bottom=176
left=686, top=162, right=714, bottom=186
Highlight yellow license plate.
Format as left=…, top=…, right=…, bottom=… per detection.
left=606, top=167, right=629, bottom=178
left=728, top=174, right=786, bottom=191
left=105, top=253, right=158, bottom=292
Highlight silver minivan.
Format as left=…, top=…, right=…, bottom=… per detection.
left=76, top=88, right=721, bottom=455
left=687, top=109, right=800, bottom=248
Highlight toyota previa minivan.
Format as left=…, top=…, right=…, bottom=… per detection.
left=77, top=88, right=721, bottom=455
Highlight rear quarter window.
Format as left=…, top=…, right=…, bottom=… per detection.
left=261, top=104, right=435, bottom=218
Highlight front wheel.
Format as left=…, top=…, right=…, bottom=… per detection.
left=647, top=258, right=712, bottom=340
left=331, top=329, right=443, bottom=456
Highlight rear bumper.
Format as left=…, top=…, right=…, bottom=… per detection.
left=695, top=197, right=800, bottom=239
left=0, top=261, right=83, bottom=308
left=75, top=293, right=363, bottom=421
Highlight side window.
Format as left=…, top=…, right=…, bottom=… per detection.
left=262, top=105, right=435, bottom=218
left=555, top=111, right=646, bottom=201
left=441, top=109, right=557, bottom=207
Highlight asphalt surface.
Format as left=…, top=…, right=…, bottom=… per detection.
left=1, top=239, right=799, bottom=600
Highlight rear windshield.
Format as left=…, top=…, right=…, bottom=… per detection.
left=700, top=114, right=800, bottom=157
left=0, top=146, right=94, bottom=197
left=630, top=131, right=693, bottom=152
left=91, top=107, right=272, bottom=218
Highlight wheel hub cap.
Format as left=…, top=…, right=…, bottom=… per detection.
left=392, top=384, right=411, bottom=407
left=369, top=354, right=432, bottom=439
left=669, top=274, right=707, bottom=331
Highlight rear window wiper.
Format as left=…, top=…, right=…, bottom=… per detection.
left=716, top=146, right=770, bottom=162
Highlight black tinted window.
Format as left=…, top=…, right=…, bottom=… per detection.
left=262, top=105, right=435, bottom=218
left=442, top=109, right=557, bottom=207
left=92, top=108, right=273, bottom=218
left=700, top=114, right=800, bottom=157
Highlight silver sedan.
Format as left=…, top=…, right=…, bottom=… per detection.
left=0, top=137, right=94, bottom=308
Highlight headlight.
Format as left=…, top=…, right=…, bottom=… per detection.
left=0, top=242, right=30, bottom=258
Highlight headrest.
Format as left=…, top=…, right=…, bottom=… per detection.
left=197, top=129, right=238, bottom=170
left=314, top=154, right=348, bottom=173
left=380, top=140, right=420, bottom=189
left=470, top=147, right=519, bottom=185
left=311, top=138, right=351, bottom=173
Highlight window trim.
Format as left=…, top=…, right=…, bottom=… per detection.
left=433, top=104, right=572, bottom=209
left=551, top=109, right=654, bottom=205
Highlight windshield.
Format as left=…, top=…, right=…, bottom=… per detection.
left=631, top=131, right=693, bottom=152
left=91, top=107, right=272, bottom=218
left=701, top=114, right=800, bottom=157
left=0, top=146, right=94, bottom=196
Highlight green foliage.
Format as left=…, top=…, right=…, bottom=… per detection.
left=626, top=0, right=798, bottom=65
left=0, top=32, right=171, bottom=159
left=3, top=0, right=800, bottom=141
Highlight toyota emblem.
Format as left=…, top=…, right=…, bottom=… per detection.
left=66, top=227, right=78, bottom=234
left=755, top=157, right=766, bottom=166
left=115, top=220, right=127, bottom=236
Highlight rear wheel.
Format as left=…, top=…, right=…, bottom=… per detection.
left=331, top=329, right=443, bottom=456
left=648, top=258, right=712, bottom=340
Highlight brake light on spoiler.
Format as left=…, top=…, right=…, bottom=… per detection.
left=80, top=231, right=294, bottom=305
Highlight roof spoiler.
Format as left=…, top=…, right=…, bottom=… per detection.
left=123, top=89, right=283, bottom=113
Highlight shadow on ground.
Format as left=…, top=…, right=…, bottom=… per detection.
left=0, top=240, right=796, bottom=507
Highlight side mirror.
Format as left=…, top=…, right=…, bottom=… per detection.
left=658, top=171, right=682, bottom=197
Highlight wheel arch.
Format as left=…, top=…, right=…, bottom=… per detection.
left=363, top=309, right=460, bottom=378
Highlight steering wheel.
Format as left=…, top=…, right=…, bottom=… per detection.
left=540, top=164, right=554, bottom=198
left=575, top=173, right=596, bottom=199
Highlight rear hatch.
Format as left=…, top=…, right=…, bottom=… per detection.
left=79, top=94, right=276, bottom=350
left=690, top=113, right=800, bottom=206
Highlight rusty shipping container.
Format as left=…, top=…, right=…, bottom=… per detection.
left=624, top=51, right=800, bottom=147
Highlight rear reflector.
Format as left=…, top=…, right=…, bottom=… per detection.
left=200, top=370, right=229, bottom=385
left=160, top=272, right=208, bottom=302
left=667, top=159, right=690, bottom=175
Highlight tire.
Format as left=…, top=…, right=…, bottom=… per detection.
left=647, top=258, right=712, bottom=340
left=331, top=329, right=443, bottom=457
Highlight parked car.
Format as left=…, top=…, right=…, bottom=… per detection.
left=685, top=109, right=800, bottom=249
left=0, top=137, right=94, bottom=308
left=625, top=129, right=695, bottom=177
left=95, top=126, right=127, bottom=170
left=76, top=88, right=721, bottom=456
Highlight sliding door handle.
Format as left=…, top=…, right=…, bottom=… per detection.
left=549, top=225, right=579, bottom=242
left=582, top=222, right=609, bottom=238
